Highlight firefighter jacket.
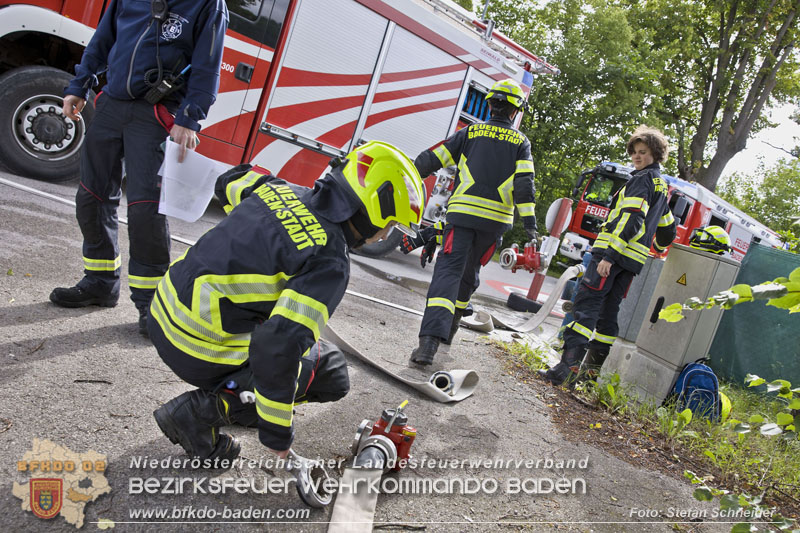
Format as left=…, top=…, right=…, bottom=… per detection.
left=592, top=163, right=676, bottom=274
left=150, top=165, right=350, bottom=451
left=65, top=0, right=228, bottom=131
left=414, top=116, right=536, bottom=234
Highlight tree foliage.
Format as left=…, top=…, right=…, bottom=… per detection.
left=486, top=0, right=800, bottom=201
left=717, top=158, right=800, bottom=233
left=626, top=0, right=800, bottom=191
left=488, top=0, right=663, bottom=229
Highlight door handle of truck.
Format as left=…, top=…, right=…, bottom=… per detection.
left=235, top=62, right=254, bottom=83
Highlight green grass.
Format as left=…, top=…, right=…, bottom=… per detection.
left=494, top=339, right=550, bottom=372
left=494, top=338, right=800, bottom=515
left=674, top=382, right=800, bottom=492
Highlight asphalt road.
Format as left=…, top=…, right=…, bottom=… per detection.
left=0, top=171, right=728, bottom=532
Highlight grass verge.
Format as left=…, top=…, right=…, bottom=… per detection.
left=492, top=339, right=800, bottom=527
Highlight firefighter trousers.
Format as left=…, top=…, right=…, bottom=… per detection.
left=419, top=224, right=499, bottom=340
left=74, top=94, right=172, bottom=311
left=562, top=253, right=635, bottom=353
left=149, top=315, right=350, bottom=427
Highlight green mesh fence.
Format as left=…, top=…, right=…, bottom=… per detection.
left=709, top=244, right=800, bottom=385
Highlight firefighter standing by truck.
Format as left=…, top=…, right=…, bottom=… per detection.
left=49, top=0, right=228, bottom=336
left=402, top=79, right=538, bottom=366
left=541, top=125, right=677, bottom=386
left=149, top=141, right=425, bottom=460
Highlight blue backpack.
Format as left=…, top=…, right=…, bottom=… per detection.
left=670, top=359, right=721, bottom=421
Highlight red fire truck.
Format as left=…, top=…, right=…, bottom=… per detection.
left=0, top=0, right=556, bottom=193
left=558, top=161, right=783, bottom=263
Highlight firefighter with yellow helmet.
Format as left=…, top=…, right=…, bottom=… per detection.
left=149, top=141, right=424, bottom=461
left=402, top=78, right=537, bottom=365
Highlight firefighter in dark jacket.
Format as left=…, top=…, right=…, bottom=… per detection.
left=402, top=79, right=537, bottom=366
left=149, top=141, right=425, bottom=460
left=50, top=0, right=229, bottom=335
left=541, top=125, right=677, bottom=386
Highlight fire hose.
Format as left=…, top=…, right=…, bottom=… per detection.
left=328, top=401, right=415, bottom=533
left=285, top=449, right=335, bottom=508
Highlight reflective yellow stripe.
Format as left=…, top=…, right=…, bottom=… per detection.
left=455, top=299, right=470, bottom=309
left=596, top=233, right=627, bottom=254
left=160, top=273, right=253, bottom=345
left=83, top=256, right=121, bottom=272
left=453, top=155, right=475, bottom=197
left=193, top=273, right=289, bottom=327
left=619, top=197, right=648, bottom=214
left=592, top=332, right=616, bottom=345
left=629, top=237, right=650, bottom=256
left=659, top=210, right=674, bottom=227
left=515, top=159, right=534, bottom=174
left=255, top=390, right=293, bottom=428
left=271, top=289, right=329, bottom=341
left=150, top=292, right=249, bottom=365
left=567, top=321, right=593, bottom=339
left=434, top=220, right=444, bottom=245
left=595, top=234, right=649, bottom=264
left=447, top=203, right=514, bottom=224
left=517, top=202, right=535, bottom=216
left=129, top=275, right=161, bottom=290
left=452, top=194, right=514, bottom=215
left=427, top=297, right=455, bottom=314
left=433, top=145, right=455, bottom=168
left=497, top=173, right=514, bottom=206
left=612, top=213, right=629, bottom=237
left=450, top=154, right=516, bottom=223
left=226, top=170, right=262, bottom=208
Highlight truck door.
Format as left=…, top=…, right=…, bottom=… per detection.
left=196, top=0, right=290, bottom=165
left=356, top=24, right=469, bottom=157
left=249, top=0, right=390, bottom=186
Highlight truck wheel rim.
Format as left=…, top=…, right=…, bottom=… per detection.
left=12, top=94, right=85, bottom=162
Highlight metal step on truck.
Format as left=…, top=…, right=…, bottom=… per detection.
left=0, top=0, right=557, bottom=254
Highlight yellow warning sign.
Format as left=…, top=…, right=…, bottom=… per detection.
left=677, top=273, right=687, bottom=285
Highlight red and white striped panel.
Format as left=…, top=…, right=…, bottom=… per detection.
left=361, top=25, right=468, bottom=157
left=198, top=32, right=274, bottom=145
left=263, top=0, right=387, bottom=145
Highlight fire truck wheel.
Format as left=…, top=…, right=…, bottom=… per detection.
left=506, top=292, right=543, bottom=314
left=352, top=228, right=404, bottom=258
left=0, top=66, right=95, bottom=182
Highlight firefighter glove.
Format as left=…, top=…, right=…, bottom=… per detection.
left=420, top=239, right=437, bottom=268
left=400, top=230, right=426, bottom=254
left=400, top=222, right=443, bottom=254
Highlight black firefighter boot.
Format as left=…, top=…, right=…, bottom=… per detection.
left=577, top=348, right=610, bottom=383
left=153, top=390, right=241, bottom=463
left=538, top=345, right=587, bottom=386
left=442, top=309, right=466, bottom=346
left=410, top=336, right=441, bottom=366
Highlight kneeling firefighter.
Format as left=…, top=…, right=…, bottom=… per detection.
left=149, top=141, right=425, bottom=460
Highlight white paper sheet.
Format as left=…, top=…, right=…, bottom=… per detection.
left=157, top=140, right=230, bottom=222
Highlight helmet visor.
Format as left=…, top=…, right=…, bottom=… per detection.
left=393, top=221, right=418, bottom=237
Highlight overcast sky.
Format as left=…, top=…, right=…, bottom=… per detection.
left=720, top=103, right=799, bottom=182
